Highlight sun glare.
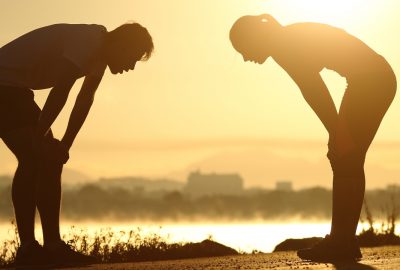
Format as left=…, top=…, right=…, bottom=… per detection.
left=274, top=0, right=384, bottom=27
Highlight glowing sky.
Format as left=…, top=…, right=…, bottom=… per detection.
left=0, top=1, right=399, bottom=187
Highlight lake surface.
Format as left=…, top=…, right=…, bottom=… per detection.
left=0, top=221, right=376, bottom=253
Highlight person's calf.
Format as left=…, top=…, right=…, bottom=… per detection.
left=34, top=158, right=63, bottom=245
left=12, top=161, right=38, bottom=245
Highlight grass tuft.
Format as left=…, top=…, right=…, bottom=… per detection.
left=0, top=221, right=237, bottom=267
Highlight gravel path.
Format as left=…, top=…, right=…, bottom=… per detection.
left=8, top=246, right=400, bottom=270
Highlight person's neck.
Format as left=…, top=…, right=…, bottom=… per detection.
left=96, top=34, right=112, bottom=63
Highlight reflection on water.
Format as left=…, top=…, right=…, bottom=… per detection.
left=0, top=221, right=384, bottom=253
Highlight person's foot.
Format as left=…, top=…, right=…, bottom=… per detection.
left=14, top=240, right=52, bottom=268
left=44, top=241, right=98, bottom=267
left=297, top=235, right=362, bottom=262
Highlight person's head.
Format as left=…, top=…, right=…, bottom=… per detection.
left=230, top=14, right=281, bottom=64
left=104, top=22, right=154, bottom=74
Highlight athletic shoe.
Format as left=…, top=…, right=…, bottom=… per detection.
left=297, top=234, right=362, bottom=262
left=14, top=240, right=52, bottom=269
left=44, top=241, right=98, bottom=267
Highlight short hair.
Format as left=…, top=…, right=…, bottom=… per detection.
left=110, top=22, right=154, bottom=61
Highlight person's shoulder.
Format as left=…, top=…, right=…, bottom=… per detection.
left=62, top=24, right=107, bottom=46
left=71, top=23, right=107, bottom=32
left=61, top=24, right=107, bottom=74
left=52, top=24, right=106, bottom=35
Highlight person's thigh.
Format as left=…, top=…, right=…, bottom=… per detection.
left=0, top=87, right=38, bottom=136
left=336, top=73, right=396, bottom=157
left=0, top=86, right=53, bottom=161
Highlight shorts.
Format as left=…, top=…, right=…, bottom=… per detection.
left=0, top=85, right=40, bottom=138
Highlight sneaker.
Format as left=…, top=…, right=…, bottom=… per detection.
left=297, top=235, right=362, bottom=262
left=14, top=240, right=52, bottom=269
left=44, top=241, right=98, bottom=267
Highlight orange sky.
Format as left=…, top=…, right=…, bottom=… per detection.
left=1, top=0, right=399, bottom=188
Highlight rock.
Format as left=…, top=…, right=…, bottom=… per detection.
left=273, top=237, right=323, bottom=252
left=174, top=239, right=238, bottom=258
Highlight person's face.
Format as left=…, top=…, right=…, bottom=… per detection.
left=230, top=20, right=272, bottom=65
left=107, top=43, right=145, bottom=75
left=232, top=39, right=269, bottom=65
left=241, top=50, right=268, bottom=64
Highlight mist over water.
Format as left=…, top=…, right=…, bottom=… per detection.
left=0, top=221, right=332, bottom=253
left=0, top=220, right=385, bottom=253
left=1, top=175, right=398, bottom=253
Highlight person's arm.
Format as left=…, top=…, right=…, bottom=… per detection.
left=288, top=70, right=338, bottom=135
left=61, top=62, right=106, bottom=150
left=290, top=70, right=357, bottom=158
left=34, top=59, right=80, bottom=142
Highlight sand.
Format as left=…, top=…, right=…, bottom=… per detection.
left=47, top=246, right=400, bottom=270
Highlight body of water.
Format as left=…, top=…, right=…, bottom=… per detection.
left=0, top=221, right=378, bottom=253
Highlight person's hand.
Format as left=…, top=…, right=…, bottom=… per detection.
left=36, top=138, right=69, bottom=164
left=46, top=138, right=69, bottom=164
left=327, top=133, right=336, bottom=161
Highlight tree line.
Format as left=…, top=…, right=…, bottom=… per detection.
left=1, top=181, right=399, bottom=222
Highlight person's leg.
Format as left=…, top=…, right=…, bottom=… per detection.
left=1, top=86, right=63, bottom=247
left=329, top=149, right=366, bottom=242
left=0, top=86, right=42, bottom=246
left=3, top=126, right=64, bottom=245
left=2, top=128, right=37, bottom=245
left=329, top=72, right=397, bottom=242
left=35, top=141, right=63, bottom=246
left=298, top=71, right=396, bottom=262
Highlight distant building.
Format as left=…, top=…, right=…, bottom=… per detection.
left=97, top=177, right=184, bottom=192
left=275, top=181, right=293, bottom=192
left=184, top=171, right=244, bottom=197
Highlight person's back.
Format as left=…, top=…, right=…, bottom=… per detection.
left=272, top=22, right=389, bottom=79
left=0, top=24, right=106, bottom=89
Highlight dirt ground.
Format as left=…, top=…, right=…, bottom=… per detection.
left=47, top=246, right=400, bottom=270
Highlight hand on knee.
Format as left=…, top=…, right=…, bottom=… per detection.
left=329, top=150, right=365, bottom=177
left=36, top=138, right=69, bottom=164
left=328, top=130, right=356, bottom=161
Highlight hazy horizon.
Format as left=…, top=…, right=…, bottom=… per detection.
left=1, top=137, right=400, bottom=189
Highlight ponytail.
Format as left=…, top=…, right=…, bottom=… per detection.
left=258, top=14, right=281, bottom=27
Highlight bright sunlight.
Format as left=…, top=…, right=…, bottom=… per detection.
left=272, top=0, right=385, bottom=27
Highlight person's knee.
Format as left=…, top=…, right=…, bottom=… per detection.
left=328, top=150, right=365, bottom=177
left=16, top=149, right=36, bottom=168
left=16, top=134, right=53, bottom=163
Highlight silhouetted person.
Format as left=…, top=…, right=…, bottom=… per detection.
left=0, top=22, right=153, bottom=267
left=230, top=14, right=396, bottom=262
